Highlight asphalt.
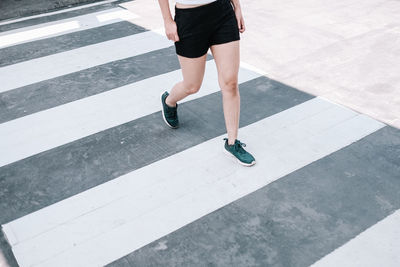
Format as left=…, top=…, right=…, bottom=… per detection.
left=0, top=0, right=106, bottom=22
left=0, top=0, right=399, bottom=266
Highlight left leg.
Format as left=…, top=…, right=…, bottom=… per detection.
left=210, top=40, right=240, bottom=145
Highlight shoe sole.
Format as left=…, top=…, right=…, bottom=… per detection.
left=160, top=91, right=179, bottom=129
left=223, top=147, right=256, bottom=167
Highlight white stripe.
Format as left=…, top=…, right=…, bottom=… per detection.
left=0, top=29, right=170, bottom=93
left=0, top=21, right=80, bottom=48
left=4, top=97, right=334, bottom=246
left=0, top=61, right=260, bottom=167
left=0, top=0, right=119, bottom=26
left=311, top=209, right=400, bottom=267
left=2, top=98, right=385, bottom=267
left=0, top=8, right=139, bottom=48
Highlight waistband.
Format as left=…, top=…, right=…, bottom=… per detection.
left=175, top=0, right=226, bottom=13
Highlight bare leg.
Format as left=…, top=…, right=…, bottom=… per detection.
left=165, top=53, right=208, bottom=107
left=210, top=40, right=240, bottom=145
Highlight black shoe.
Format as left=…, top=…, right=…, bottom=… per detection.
left=160, top=91, right=179, bottom=129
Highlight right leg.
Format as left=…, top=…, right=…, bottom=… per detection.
left=165, top=53, right=208, bottom=107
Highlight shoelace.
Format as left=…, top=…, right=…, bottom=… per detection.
left=223, top=138, right=247, bottom=154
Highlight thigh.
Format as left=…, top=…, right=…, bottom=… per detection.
left=174, top=5, right=212, bottom=58
left=209, top=0, right=240, bottom=47
left=210, top=40, right=240, bottom=87
left=177, top=53, right=208, bottom=88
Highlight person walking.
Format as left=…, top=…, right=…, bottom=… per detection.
left=158, top=0, right=256, bottom=166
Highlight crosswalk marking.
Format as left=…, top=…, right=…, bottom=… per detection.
left=0, top=8, right=139, bottom=48
left=96, top=9, right=138, bottom=22
left=1, top=2, right=399, bottom=267
left=0, top=45, right=184, bottom=122
left=0, top=30, right=172, bottom=93
left=2, top=98, right=385, bottom=267
left=0, top=60, right=259, bottom=167
left=311, top=209, right=400, bottom=267
left=0, top=74, right=313, bottom=229
left=0, top=0, right=120, bottom=27
left=2, top=96, right=332, bottom=246
left=0, top=20, right=80, bottom=48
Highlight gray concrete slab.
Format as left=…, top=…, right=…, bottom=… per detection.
left=0, top=0, right=132, bottom=23
left=0, top=1, right=122, bottom=31
left=107, top=125, right=400, bottom=267
left=0, top=230, right=18, bottom=267
left=0, top=21, right=146, bottom=67
left=0, top=45, right=187, bottom=123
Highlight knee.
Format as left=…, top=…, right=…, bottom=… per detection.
left=183, top=81, right=201, bottom=95
left=220, top=77, right=239, bottom=95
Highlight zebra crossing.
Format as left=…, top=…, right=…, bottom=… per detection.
left=1, top=1, right=399, bottom=267
left=0, top=7, right=139, bottom=49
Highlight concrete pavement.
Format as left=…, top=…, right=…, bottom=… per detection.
left=0, top=0, right=115, bottom=22
left=120, top=0, right=400, bottom=129
left=0, top=0, right=399, bottom=266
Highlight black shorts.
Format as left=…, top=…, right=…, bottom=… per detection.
left=174, top=0, right=240, bottom=58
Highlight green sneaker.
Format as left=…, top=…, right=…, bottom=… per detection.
left=160, top=91, right=179, bottom=129
left=223, top=138, right=256, bottom=166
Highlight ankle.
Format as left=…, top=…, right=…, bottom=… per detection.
left=228, top=139, right=235, bottom=145
left=165, top=95, right=176, bottom=107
